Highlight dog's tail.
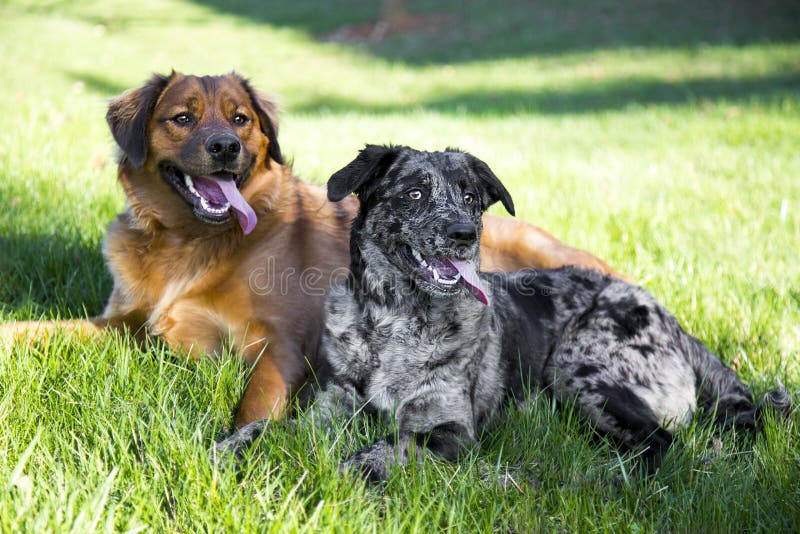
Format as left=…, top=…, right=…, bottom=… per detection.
left=687, top=336, right=792, bottom=429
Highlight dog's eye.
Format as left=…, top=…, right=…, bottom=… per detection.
left=232, top=114, right=249, bottom=126
left=407, top=189, right=423, bottom=200
left=464, top=193, right=475, bottom=205
left=172, top=113, right=193, bottom=125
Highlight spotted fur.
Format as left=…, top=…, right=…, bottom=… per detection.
left=214, top=145, right=790, bottom=479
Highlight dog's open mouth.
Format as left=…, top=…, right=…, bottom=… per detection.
left=404, top=247, right=490, bottom=306
left=159, top=163, right=257, bottom=234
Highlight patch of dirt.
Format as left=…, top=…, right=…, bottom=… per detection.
left=321, top=13, right=456, bottom=44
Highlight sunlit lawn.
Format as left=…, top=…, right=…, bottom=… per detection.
left=1, top=1, right=799, bottom=531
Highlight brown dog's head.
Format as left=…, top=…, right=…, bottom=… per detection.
left=106, top=72, right=283, bottom=234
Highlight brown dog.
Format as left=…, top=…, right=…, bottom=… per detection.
left=2, top=72, right=620, bottom=428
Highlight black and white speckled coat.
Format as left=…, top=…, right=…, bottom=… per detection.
left=314, top=145, right=790, bottom=480
left=213, top=145, right=790, bottom=480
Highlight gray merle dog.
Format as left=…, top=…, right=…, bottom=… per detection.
left=214, top=145, right=790, bottom=480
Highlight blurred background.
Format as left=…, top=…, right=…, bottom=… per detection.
left=1, top=0, right=798, bottom=363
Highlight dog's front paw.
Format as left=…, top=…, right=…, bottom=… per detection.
left=340, top=440, right=398, bottom=482
left=210, top=419, right=268, bottom=469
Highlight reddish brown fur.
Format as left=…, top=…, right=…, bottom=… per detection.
left=1, top=73, right=623, bottom=427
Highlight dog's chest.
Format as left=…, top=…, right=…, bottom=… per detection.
left=326, top=291, right=495, bottom=412
left=105, top=222, right=257, bottom=350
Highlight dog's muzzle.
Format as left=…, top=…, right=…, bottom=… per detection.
left=158, top=161, right=258, bottom=234
left=402, top=246, right=490, bottom=305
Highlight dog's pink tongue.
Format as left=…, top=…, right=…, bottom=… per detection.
left=199, top=176, right=257, bottom=235
left=449, top=259, right=490, bottom=306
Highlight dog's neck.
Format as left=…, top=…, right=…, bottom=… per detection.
left=349, top=234, right=412, bottom=308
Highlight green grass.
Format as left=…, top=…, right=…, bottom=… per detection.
left=1, top=0, right=799, bottom=531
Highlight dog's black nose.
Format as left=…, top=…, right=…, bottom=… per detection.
left=446, top=222, right=477, bottom=245
left=206, top=133, right=241, bottom=163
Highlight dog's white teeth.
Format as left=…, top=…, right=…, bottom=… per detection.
left=198, top=197, right=230, bottom=214
left=439, top=274, right=460, bottom=286
left=432, top=269, right=455, bottom=284
left=184, top=173, right=199, bottom=196
left=412, top=249, right=429, bottom=268
left=432, top=266, right=460, bottom=286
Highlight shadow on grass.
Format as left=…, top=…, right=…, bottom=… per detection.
left=293, top=70, right=800, bottom=115
left=190, top=0, right=800, bottom=65
left=64, top=67, right=800, bottom=115
left=0, top=232, right=110, bottom=319
left=69, top=71, right=130, bottom=97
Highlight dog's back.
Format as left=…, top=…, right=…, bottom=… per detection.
left=489, top=265, right=789, bottom=470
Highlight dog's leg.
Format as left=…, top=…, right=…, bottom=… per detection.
left=234, top=352, right=291, bottom=427
left=546, top=345, right=682, bottom=473
left=341, top=421, right=476, bottom=482
left=224, top=322, right=314, bottom=427
left=543, top=283, right=715, bottom=474
left=552, top=378, right=676, bottom=475
left=0, top=318, right=107, bottom=348
left=1, top=305, right=154, bottom=352
left=213, top=382, right=361, bottom=467
left=589, top=389, right=675, bottom=474
left=342, top=392, right=476, bottom=482
left=341, top=424, right=474, bottom=483
left=211, top=418, right=272, bottom=465
left=687, top=336, right=792, bottom=428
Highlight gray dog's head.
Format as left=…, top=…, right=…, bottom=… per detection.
left=328, top=145, right=514, bottom=303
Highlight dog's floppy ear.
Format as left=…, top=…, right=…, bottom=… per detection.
left=106, top=72, right=172, bottom=169
left=237, top=75, right=284, bottom=165
left=468, top=155, right=515, bottom=216
left=327, top=145, right=403, bottom=202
